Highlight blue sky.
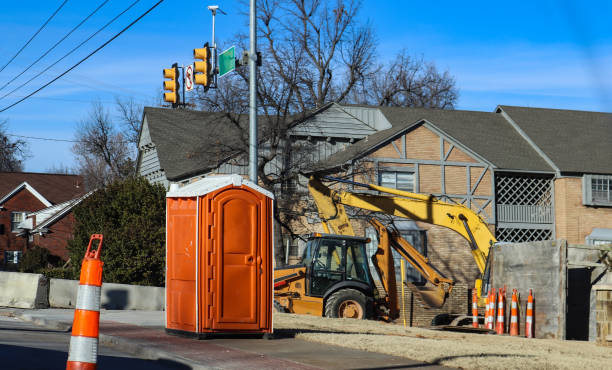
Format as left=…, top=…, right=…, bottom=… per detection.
left=0, top=0, right=610, bottom=172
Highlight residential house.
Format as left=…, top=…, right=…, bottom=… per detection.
left=310, top=105, right=612, bottom=280
left=0, top=172, right=84, bottom=265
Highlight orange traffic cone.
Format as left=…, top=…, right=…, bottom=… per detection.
left=67, top=234, right=104, bottom=370
left=483, top=294, right=489, bottom=329
left=472, top=290, right=479, bottom=328
left=495, top=288, right=505, bottom=334
left=509, top=289, right=519, bottom=336
left=486, top=291, right=494, bottom=330
left=525, top=289, right=534, bottom=338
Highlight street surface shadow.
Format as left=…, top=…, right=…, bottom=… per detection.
left=0, top=343, right=190, bottom=370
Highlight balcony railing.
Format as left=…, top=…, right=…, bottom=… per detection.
left=496, top=204, right=553, bottom=224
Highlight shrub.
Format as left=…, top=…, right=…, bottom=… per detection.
left=67, top=177, right=166, bottom=286
left=41, top=267, right=74, bottom=280
left=19, top=246, right=50, bottom=273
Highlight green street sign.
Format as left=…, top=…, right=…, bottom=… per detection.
left=218, top=46, right=235, bottom=77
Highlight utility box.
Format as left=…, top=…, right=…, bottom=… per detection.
left=165, top=174, right=274, bottom=337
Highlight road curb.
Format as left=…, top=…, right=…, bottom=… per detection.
left=9, top=310, right=213, bottom=370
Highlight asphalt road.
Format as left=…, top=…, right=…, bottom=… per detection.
left=0, top=315, right=188, bottom=370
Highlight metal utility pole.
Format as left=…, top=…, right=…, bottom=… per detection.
left=249, top=0, right=258, bottom=183
left=207, top=5, right=225, bottom=88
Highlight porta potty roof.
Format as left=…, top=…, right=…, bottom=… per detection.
left=166, top=174, right=274, bottom=199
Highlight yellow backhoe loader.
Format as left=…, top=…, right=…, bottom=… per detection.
left=273, top=176, right=497, bottom=320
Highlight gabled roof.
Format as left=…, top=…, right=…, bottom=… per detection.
left=310, top=106, right=553, bottom=173
left=498, top=106, right=612, bottom=174
left=0, top=172, right=84, bottom=205
left=143, top=108, right=240, bottom=181
left=0, top=181, right=52, bottom=207
left=142, top=107, right=280, bottom=181
left=141, top=105, right=352, bottom=182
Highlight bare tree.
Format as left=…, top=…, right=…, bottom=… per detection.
left=362, top=51, right=458, bottom=109
left=72, top=101, right=136, bottom=189
left=193, top=0, right=458, bottom=263
left=115, top=97, right=143, bottom=147
left=0, top=119, right=28, bottom=171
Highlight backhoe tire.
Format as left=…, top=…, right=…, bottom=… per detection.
left=325, top=289, right=367, bottom=319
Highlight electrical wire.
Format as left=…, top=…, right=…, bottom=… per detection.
left=0, top=0, right=165, bottom=113
left=0, top=0, right=110, bottom=93
left=5, top=134, right=81, bottom=143
left=0, top=0, right=142, bottom=101
left=0, top=0, right=69, bottom=74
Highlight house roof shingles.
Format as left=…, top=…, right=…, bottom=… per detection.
left=143, top=107, right=286, bottom=181
left=310, top=106, right=553, bottom=173
left=499, top=105, right=612, bottom=174
left=0, top=172, right=84, bottom=204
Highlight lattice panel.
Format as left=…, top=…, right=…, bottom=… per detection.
left=496, top=228, right=553, bottom=243
left=496, top=174, right=553, bottom=206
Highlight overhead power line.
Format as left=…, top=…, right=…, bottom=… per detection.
left=0, top=0, right=142, bottom=102
left=6, top=133, right=134, bottom=144
left=0, top=0, right=69, bottom=74
left=0, top=0, right=110, bottom=93
left=6, top=133, right=80, bottom=143
left=0, top=0, right=165, bottom=113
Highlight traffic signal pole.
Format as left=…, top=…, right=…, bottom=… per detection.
left=249, top=0, right=257, bottom=183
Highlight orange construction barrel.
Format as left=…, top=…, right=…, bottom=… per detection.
left=165, top=175, right=274, bottom=338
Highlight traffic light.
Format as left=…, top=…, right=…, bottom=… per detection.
left=194, top=42, right=212, bottom=89
left=163, top=63, right=180, bottom=106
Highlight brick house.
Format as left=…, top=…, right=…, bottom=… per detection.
left=0, top=172, right=84, bottom=265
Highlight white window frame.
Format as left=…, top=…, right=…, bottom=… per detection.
left=379, top=170, right=415, bottom=192
left=583, top=174, right=612, bottom=206
left=11, top=211, right=26, bottom=233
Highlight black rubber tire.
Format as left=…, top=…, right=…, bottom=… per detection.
left=324, top=289, right=367, bottom=319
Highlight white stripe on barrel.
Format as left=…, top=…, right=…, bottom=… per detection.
left=511, top=316, right=517, bottom=323
left=67, top=336, right=98, bottom=363
left=75, top=285, right=101, bottom=312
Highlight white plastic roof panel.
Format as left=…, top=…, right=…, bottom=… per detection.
left=166, top=174, right=274, bottom=199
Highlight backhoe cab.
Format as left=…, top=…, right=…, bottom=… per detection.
left=274, top=233, right=376, bottom=319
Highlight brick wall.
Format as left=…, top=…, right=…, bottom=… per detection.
left=0, top=190, right=47, bottom=264
left=555, top=177, right=612, bottom=244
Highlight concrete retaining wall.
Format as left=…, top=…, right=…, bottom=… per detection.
left=49, top=278, right=165, bottom=310
left=491, top=240, right=567, bottom=339
left=0, top=271, right=49, bottom=309
left=0, top=271, right=164, bottom=310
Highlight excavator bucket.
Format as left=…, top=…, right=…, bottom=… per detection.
left=405, top=282, right=447, bottom=309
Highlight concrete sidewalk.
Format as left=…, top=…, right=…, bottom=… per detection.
left=2, top=308, right=445, bottom=370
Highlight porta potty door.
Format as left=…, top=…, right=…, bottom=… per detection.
left=207, top=187, right=269, bottom=331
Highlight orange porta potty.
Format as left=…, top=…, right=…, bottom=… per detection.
left=495, top=288, right=505, bottom=334
left=66, top=234, right=104, bottom=370
left=165, top=175, right=274, bottom=338
left=509, top=289, right=519, bottom=336
left=526, top=289, right=534, bottom=338
left=472, top=290, right=479, bottom=328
